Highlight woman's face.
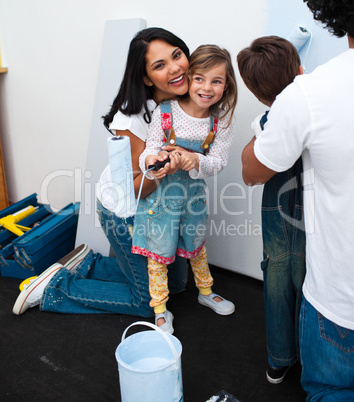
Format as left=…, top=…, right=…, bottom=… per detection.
left=144, top=39, right=189, bottom=103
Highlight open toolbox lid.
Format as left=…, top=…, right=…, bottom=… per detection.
left=13, top=203, right=80, bottom=255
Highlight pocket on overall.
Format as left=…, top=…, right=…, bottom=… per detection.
left=260, top=256, right=269, bottom=272
left=146, top=197, right=181, bottom=259
left=261, top=207, right=290, bottom=259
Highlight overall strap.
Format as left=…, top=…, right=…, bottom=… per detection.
left=201, top=115, right=218, bottom=151
left=160, top=101, right=177, bottom=146
left=259, top=111, right=269, bottom=131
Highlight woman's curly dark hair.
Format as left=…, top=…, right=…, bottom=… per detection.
left=304, top=0, right=354, bottom=37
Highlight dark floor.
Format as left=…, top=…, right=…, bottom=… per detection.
left=0, top=266, right=306, bottom=402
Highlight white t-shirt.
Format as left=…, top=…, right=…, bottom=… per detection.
left=251, top=113, right=264, bottom=138
left=140, top=100, right=235, bottom=179
left=96, top=100, right=156, bottom=212
left=254, top=49, right=354, bottom=330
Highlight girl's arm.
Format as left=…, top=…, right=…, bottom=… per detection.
left=138, top=104, right=175, bottom=179
left=164, top=117, right=235, bottom=179
left=116, top=129, right=160, bottom=199
left=138, top=105, right=167, bottom=171
left=191, top=117, right=235, bottom=178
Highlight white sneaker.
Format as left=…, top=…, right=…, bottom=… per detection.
left=13, top=263, right=63, bottom=315
left=58, top=244, right=90, bottom=274
left=198, top=292, right=235, bottom=315
left=155, top=310, right=174, bottom=334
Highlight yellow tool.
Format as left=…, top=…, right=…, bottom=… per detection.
left=0, top=205, right=36, bottom=236
left=19, top=276, right=38, bottom=291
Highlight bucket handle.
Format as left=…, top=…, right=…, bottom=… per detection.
left=121, top=321, right=179, bottom=368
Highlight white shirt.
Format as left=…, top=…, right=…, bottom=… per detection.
left=254, top=49, right=354, bottom=330
left=96, top=100, right=156, bottom=212
left=140, top=100, right=235, bottom=179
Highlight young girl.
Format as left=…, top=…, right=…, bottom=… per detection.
left=13, top=28, right=190, bottom=317
left=132, top=45, right=238, bottom=333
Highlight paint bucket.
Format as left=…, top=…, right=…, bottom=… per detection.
left=116, top=321, right=183, bottom=402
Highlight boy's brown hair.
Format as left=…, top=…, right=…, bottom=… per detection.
left=237, top=36, right=300, bottom=105
left=188, top=44, right=238, bottom=124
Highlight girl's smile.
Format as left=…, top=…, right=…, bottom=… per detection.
left=180, top=63, right=228, bottom=118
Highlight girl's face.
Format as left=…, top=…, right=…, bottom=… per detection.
left=144, top=39, right=189, bottom=104
left=188, top=63, right=227, bottom=117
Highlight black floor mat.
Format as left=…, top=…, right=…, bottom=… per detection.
left=0, top=266, right=306, bottom=401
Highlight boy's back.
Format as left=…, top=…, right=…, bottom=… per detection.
left=237, top=35, right=306, bottom=384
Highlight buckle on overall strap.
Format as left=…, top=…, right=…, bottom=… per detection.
left=160, top=101, right=177, bottom=146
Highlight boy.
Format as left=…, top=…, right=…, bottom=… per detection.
left=237, top=36, right=305, bottom=384
left=242, top=1, right=354, bottom=397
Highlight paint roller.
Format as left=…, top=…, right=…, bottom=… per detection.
left=288, top=25, right=312, bottom=73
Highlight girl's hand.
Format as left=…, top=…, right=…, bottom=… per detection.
left=150, top=167, right=168, bottom=180
left=164, top=152, right=182, bottom=175
left=161, top=145, right=191, bottom=174
left=178, top=152, right=199, bottom=172
left=166, top=147, right=199, bottom=172
left=162, top=145, right=186, bottom=155
left=144, top=154, right=169, bottom=179
left=162, top=145, right=199, bottom=172
left=145, top=153, right=168, bottom=170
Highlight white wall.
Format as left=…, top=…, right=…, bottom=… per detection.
left=0, top=0, right=348, bottom=280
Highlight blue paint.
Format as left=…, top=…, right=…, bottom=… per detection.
left=265, top=0, right=347, bottom=72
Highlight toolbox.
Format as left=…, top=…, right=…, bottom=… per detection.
left=0, top=194, right=80, bottom=279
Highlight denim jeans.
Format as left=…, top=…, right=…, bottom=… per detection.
left=261, top=155, right=306, bottom=368
left=262, top=254, right=306, bottom=367
left=300, top=296, right=354, bottom=401
left=41, top=200, right=188, bottom=316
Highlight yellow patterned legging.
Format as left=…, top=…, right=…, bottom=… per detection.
left=148, top=246, right=214, bottom=313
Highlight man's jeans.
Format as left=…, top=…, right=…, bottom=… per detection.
left=300, top=296, right=354, bottom=401
left=41, top=200, right=188, bottom=316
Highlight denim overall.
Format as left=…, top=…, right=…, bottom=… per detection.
left=132, top=101, right=217, bottom=265
left=260, top=111, right=306, bottom=368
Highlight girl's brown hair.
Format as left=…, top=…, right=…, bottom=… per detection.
left=237, top=36, right=300, bottom=105
left=188, top=45, right=237, bottom=125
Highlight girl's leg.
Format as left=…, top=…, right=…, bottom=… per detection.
left=189, top=245, right=214, bottom=295
left=190, top=246, right=235, bottom=315
left=147, top=258, right=174, bottom=333
left=148, top=258, right=169, bottom=313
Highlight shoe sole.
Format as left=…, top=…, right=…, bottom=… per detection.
left=266, top=367, right=290, bottom=384
left=198, top=297, right=235, bottom=316
left=12, top=264, right=62, bottom=315
left=59, top=244, right=90, bottom=272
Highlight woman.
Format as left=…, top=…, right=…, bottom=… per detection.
left=13, top=28, right=190, bottom=317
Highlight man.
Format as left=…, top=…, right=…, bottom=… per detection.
left=241, top=0, right=354, bottom=399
